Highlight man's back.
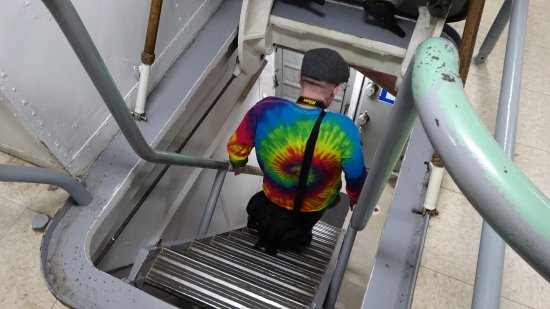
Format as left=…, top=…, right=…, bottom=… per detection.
left=228, top=96, right=366, bottom=212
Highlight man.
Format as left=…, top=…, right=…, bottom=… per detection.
left=227, top=48, right=367, bottom=253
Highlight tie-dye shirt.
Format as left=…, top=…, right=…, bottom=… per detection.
left=227, top=97, right=367, bottom=212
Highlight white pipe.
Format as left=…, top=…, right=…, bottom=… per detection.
left=423, top=161, right=444, bottom=211
left=134, top=63, right=151, bottom=117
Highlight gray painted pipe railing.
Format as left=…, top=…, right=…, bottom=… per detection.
left=413, top=37, right=550, bottom=281
left=196, top=169, right=228, bottom=238
left=326, top=64, right=418, bottom=308
left=41, top=0, right=229, bottom=171
left=474, top=0, right=512, bottom=65
left=41, top=0, right=264, bottom=247
left=473, top=0, right=529, bottom=307
left=0, top=164, right=92, bottom=206
left=325, top=221, right=358, bottom=308
left=331, top=35, right=550, bottom=305
left=350, top=66, right=418, bottom=231
left=43, top=0, right=550, bottom=305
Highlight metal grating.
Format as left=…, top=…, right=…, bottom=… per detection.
left=145, top=221, right=342, bottom=308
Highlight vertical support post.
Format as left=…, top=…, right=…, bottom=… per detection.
left=325, top=66, right=417, bottom=308
left=126, top=248, right=155, bottom=284
left=324, top=222, right=357, bottom=308
left=459, top=0, right=486, bottom=82
left=196, top=169, right=228, bottom=238
left=493, top=0, right=527, bottom=159
left=472, top=0, right=529, bottom=308
left=474, top=0, right=512, bottom=65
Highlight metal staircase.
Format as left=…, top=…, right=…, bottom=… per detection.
left=144, top=221, right=343, bottom=308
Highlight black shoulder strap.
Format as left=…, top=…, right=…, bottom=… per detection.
left=293, top=110, right=326, bottom=216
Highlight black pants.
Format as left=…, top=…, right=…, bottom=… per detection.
left=246, top=191, right=327, bottom=254
left=249, top=191, right=325, bottom=228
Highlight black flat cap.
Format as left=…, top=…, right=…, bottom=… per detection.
left=301, top=48, right=350, bottom=84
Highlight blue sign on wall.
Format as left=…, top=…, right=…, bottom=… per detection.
left=378, top=89, right=395, bottom=105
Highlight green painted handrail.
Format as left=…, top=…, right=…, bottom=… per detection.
left=412, top=37, right=550, bottom=281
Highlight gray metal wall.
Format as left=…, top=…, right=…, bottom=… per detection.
left=0, top=0, right=222, bottom=175
left=0, top=91, right=62, bottom=168
left=355, top=81, right=398, bottom=169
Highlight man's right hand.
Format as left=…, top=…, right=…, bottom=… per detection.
left=232, top=166, right=244, bottom=175
left=230, top=165, right=264, bottom=176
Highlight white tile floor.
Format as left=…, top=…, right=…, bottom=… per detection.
left=1, top=1, right=550, bottom=308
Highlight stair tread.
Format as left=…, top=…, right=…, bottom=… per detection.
left=210, top=235, right=326, bottom=277
left=228, top=228, right=334, bottom=263
left=144, top=222, right=343, bottom=308
left=188, top=241, right=319, bottom=291
left=147, top=250, right=311, bottom=308
left=147, top=271, right=238, bottom=309
left=189, top=241, right=319, bottom=287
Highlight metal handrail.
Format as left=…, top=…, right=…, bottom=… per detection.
left=196, top=169, right=228, bottom=238
left=40, top=0, right=264, bottom=248
left=41, top=0, right=230, bottom=171
left=475, top=0, right=512, bottom=65
left=473, top=0, right=527, bottom=306
left=329, top=35, right=550, bottom=306
left=413, top=37, right=550, bottom=281
left=326, top=60, right=418, bottom=308
left=0, top=164, right=92, bottom=206
left=42, top=0, right=549, bottom=305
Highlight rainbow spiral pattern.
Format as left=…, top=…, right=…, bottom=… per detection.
left=228, top=97, right=367, bottom=212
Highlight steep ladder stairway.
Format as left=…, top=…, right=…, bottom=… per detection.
left=144, top=221, right=344, bottom=308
